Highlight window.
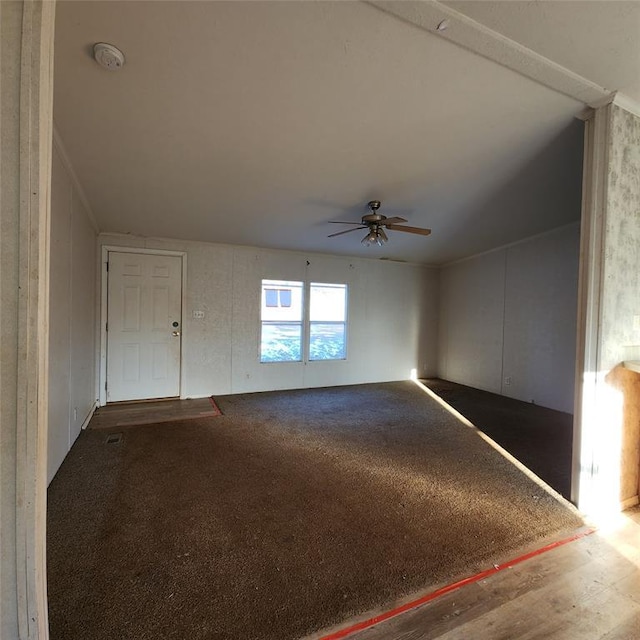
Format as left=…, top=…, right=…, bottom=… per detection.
left=309, top=283, right=347, bottom=361
left=260, top=280, right=304, bottom=362
left=260, top=280, right=348, bottom=363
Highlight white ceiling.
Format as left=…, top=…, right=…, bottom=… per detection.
left=446, top=1, right=640, bottom=104
left=53, top=1, right=636, bottom=265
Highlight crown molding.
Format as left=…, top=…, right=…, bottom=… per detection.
left=612, top=92, right=640, bottom=119
left=367, top=1, right=610, bottom=107
left=588, top=91, right=640, bottom=119
left=440, top=221, right=580, bottom=269
left=52, top=124, right=100, bottom=233
left=576, top=107, right=595, bottom=122
left=588, top=92, right=617, bottom=110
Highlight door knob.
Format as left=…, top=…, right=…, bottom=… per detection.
left=172, top=331, right=181, bottom=337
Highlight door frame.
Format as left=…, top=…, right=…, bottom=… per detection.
left=99, top=245, right=188, bottom=406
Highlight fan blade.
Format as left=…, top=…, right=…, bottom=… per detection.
left=380, top=216, right=407, bottom=226
left=328, top=220, right=366, bottom=225
left=328, top=226, right=366, bottom=238
left=386, top=224, right=432, bottom=236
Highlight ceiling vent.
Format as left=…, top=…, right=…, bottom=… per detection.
left=93, top=43, right=125, bottom=71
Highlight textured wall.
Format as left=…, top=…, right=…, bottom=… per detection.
left=1, top=2, right=56, bottom=634
left=438, top=223, right=580, bottom=413
left=48, top=145, right=97, bottom=484
left=0, top=4, right=24, bottom=633
left=598, top=104, right=640, bottom=505
left=98, top=234, right=439, bottom=397
left=48, top=147, right=73, bottom=482
left=600, top=105, right=640, bottom=372
left=69, top=187, right=98, bottom=442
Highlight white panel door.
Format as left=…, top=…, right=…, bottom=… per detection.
left=106, top=252, right=182, bottom=402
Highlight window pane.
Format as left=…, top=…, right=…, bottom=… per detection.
left=309, top=323, right=346, bottom=360
left=261, top=281, right=303, bottom=362
left=260, top=323, right=302, bottom=362
left=265, top=289, right=278, bottom=307
left=261, top=280, right=303, bottom=322
left=310, top=283, right=347, bottom=321
left=279, top=289, right=292, bottom=307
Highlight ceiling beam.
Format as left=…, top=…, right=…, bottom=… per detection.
left=367, top=0, right=612, bottom=107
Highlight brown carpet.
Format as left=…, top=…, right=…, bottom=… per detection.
left=47, top=381, right=583, bottom=640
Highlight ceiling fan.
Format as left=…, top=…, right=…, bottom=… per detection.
left=328, top=200, right=431, bottom=246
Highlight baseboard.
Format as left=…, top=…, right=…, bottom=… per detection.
left=180, top=393, right=215, bottom=400
left=620, top=495, right=639, bottom=511
left=81, top=400, right=99, bottom=430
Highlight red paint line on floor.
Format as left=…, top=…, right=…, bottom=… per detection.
left=208, top=396, right=223, bottom=415
left=318, top=527, right=596, bottom=640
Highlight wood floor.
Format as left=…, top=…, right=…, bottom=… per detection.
left=320, top=508, right=640, bottom=640
left=88, top=396, right=221, bottom=429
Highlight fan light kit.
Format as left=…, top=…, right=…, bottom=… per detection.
left=93, top=43, right=125, bottom=71
left=328, top=200, right=431, bottom=247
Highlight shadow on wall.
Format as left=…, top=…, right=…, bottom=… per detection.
left=434, top=118, right=584, bottom=264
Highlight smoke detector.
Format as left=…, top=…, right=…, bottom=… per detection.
left=93, top=43, right=125, bottom=71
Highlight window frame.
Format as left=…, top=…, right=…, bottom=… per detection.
left=307, top=282, right=348, bottom=362
left=259, top=279, right=348, bottom=364
left=260, top=280, right=304, bottom=363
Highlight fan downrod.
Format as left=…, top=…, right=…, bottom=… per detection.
left=363, top=200, right=384, bottom=224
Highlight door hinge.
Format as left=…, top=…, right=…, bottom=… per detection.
left=106, top=261, right=109, bottom=272
left=105, top=380, right=107, bottom=391
left=105, top=322, right=108, bottom=332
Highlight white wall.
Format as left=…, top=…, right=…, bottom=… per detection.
left=438, top=250, right=506, bottom=393
left=99, top=233, right=439, bottom=397
left=438, top=223, right=580, bottom=413
left=502, top=224, right=580, bottom=412
left=48, top=143, right=97, bottom=484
